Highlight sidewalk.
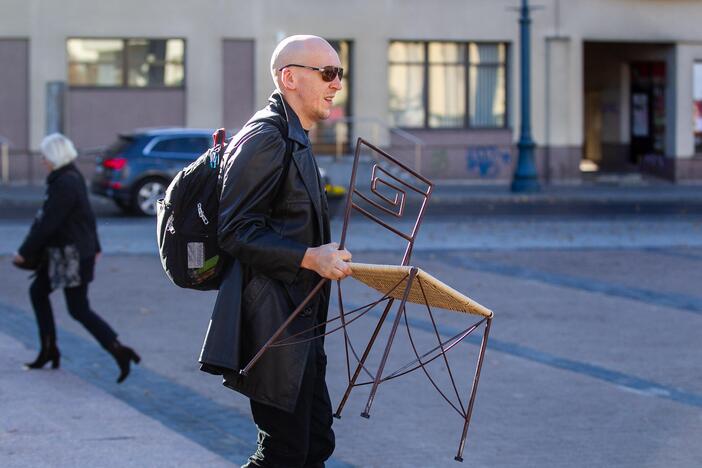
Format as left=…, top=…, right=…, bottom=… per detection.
left=0, top=302, right=354, bottom=468
left=317, top=155, right=702, bottom=215
left=0, top=320, right=235, bottom=467
left=2, top=157, right=702, bottom=217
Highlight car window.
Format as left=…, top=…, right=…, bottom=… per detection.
left=105, top=136, right=135, bottom=156
left=150, top=137, right=210, bottom=155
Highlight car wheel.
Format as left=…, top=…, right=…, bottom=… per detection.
left=132, top=178, right=167, bottom=216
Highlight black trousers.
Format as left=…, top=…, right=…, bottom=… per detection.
left=29, top=265, right=117, bottom=349
left=244, top=342, right=335, bottom=468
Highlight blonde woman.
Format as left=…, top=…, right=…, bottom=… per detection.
left=13, top=133, right=140, bottom=383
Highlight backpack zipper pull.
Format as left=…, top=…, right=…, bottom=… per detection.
left=197, top=202, right=209, bottom=225
left=166, top=213, right=176, bottom=234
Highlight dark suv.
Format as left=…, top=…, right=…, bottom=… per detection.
left=92, top=128, right=216, bottom=216
left=92, top=128, right=345, bottom=216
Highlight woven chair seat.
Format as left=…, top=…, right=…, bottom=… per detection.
left=348, top=262, right=493, bottom=318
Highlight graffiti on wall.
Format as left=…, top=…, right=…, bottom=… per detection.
left=466, top=146, right=512, bottom=178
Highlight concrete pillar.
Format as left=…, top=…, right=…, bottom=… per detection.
left=28, top=24, right=65, bottom=147
left=186, top=33, right=223, bottom=129
left=353, top=35, right=390, bottom=147
left=544, top=36, right=571, bottom=147
left=671, top=43, right=702, bottom=159
left=570, top=37, right=584, bottom=150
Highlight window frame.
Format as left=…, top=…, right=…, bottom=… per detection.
left=67, top=37, right=186, bottom=89
left=388, top=40, right=510, bottom=130
left=144, top=135, right=211, bottom=159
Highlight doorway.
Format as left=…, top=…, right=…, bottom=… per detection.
left=583, top=42, right=672, bottom=176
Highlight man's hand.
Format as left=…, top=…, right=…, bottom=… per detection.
left=301, top=242, right=352, bottom=280
left=12, top=253, right=25, bottom=266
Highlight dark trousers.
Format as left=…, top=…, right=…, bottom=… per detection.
left=244, top=342, right=335, bottom=468
left=29, top=268, right=117, bottom=349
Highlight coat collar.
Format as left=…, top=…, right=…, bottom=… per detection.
left=267, top=92, right=310, bottom=148
left=47, top=162, right=77, bottom=183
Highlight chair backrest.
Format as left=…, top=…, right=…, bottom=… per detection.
left=338, top=138, right=433, bottom=266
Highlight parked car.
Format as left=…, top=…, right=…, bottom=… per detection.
left=92, top=128, right=346, bottom=216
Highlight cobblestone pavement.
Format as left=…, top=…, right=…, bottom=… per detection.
left=1, top=215, right=702, bottom=467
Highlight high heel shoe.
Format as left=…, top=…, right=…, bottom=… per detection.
left=25, top=344, right=61, bottom=369
left=109, top=341, right=141, bottom=383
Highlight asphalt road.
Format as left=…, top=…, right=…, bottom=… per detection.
left=1, top=209, right=701, bottom=467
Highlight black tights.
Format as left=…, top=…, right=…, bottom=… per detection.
left=29, top=269, right=117, bottom=349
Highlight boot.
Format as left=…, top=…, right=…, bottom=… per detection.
left=25, top=338, right=60, bottom=370
left=108, top=340, right=141, bottom=383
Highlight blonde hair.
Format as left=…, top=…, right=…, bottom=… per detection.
left=41, top=133, right=78, bottom=169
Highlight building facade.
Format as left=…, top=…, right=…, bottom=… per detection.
left=1, top=0, right=702, bottom=183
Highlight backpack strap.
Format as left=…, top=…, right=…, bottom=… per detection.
left=216, top=116, right=293, bottom=205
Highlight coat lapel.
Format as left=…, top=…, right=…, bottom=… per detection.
left=269, top=91, right=327, bottom=242
left=291, top=147, right=324, bottom=240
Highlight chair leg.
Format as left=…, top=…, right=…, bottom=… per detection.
left=334, top=298, right=395, bottom=418
left=454, top=317, right=492, bottom=462
left=361, top=268, right=417, bottom=418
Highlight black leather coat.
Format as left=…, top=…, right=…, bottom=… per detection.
left=199, top=92, right=331, bottom=412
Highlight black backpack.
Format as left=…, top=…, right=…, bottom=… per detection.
left=156, top=118, right=290, bottom=290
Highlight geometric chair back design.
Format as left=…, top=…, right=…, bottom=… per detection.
left=338, top=138, right=433, bottom=266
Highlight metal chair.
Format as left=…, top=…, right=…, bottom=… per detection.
left=240, top=137, right=494, bottom=462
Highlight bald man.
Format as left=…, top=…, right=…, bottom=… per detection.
left=199, top=35, right=351, bottom=467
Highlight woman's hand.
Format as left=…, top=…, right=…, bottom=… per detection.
left=12, top=253, right=25, bottom=266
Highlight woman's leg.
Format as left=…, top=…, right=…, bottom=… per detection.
left=62, top=283, right=117, bottom=349
left=29, top=269, right=56, bottom=345
left=26, top=269, right=60, bottom=368
left=63, top=283, right=140, bottom=383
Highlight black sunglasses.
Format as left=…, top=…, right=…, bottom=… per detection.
left=279, top=64, right=344, bottom=82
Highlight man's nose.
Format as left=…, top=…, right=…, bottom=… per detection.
left=330, top=75, right=342, bottom=90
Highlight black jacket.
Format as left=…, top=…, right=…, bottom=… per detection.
left=19, top=163, right=101, bottom=262
left=199, top=92, right=332, bottom=412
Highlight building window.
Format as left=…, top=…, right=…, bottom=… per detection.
left=694, top=62, right=702, bottom=154
left=388, top=41, right=508, bottom=129
left=67, top=38, right=185, bottom=87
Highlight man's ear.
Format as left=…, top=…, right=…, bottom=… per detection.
left=280, top=68, right=297, bottom=91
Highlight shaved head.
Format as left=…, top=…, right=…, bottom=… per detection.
left=270, top=35, right=339, bottom=90
left=269, top=35, right=343, bottom=129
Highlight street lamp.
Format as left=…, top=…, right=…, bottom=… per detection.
left=511, top=0, right=541, bottom=192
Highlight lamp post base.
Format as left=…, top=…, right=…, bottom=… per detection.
left=510, top=175, right=541, bottom=193
left=511, top=140, right=541, bottom=193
